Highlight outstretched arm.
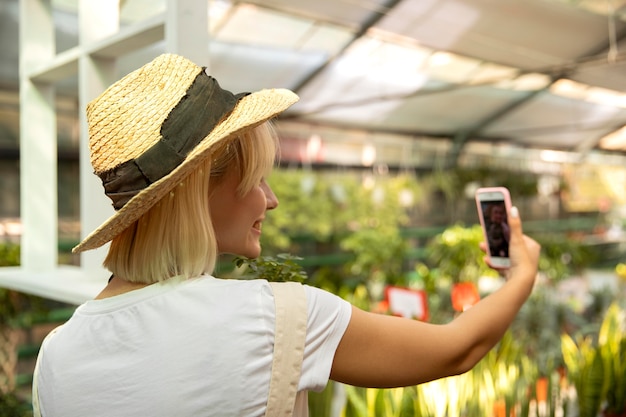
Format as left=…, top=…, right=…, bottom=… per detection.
left=330, top=207, right=540, bottom=388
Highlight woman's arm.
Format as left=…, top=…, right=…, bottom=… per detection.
left=329, top=207, right=540, bottom=388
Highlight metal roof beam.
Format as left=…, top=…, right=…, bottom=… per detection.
left=290, top=0, right=403, bottom=94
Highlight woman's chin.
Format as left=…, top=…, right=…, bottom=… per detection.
left=238, top=246, right=262, bottom=260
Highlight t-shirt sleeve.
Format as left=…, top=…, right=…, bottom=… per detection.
left=298, top=285, right=352, bottom=392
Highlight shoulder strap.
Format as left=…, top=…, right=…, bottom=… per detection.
left=265, top=281, right=308, bottom=417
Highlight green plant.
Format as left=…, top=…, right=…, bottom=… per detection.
left=561, top=332, right=605, bottom=417
left=425, top=224, right=497, bottom=285
left=511, top=288, right=565, bottom=376
left=232, top=254, right=308, bottom=282
left=535, top=234, right=597, bottom=281
left=598, top=303, right=626, bottom=417
left=0, top=243, right=21, bottom=326
left=0, top=243, right=37, bottom=413
left=0, top=391, right=32, bottom=417
left=561, top=302, right=626, bottom=417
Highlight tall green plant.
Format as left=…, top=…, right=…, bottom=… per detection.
left=561, top=334, right=604, bottom=417
left=598, top=303, right=626, bottom=417
left=561, top=302, right=626, bottom=417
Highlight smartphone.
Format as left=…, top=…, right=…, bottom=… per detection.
left=475, top=187, right=512, bottom=268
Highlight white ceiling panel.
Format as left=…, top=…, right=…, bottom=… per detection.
left=246, top=0, right=393, bottom=28
left=483, top=92, right=626, bottom=147
left=378, top=0, right=621, bottom=69
left=208, top=42, right=326, bottom=92
left=2, top=0, right=626, bottom=164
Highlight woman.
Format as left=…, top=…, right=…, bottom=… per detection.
left=486, top=202, right=511, bottom=257
left=34, top=54, right=540, bottom=417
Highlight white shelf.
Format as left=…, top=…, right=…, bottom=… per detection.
left=0, top=266, right=108, bottom=305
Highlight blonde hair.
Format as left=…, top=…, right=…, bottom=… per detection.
left=103, top=122, right=279, bottom=283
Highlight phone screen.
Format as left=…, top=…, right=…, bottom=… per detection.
left=476, top=188, right=511, bottom=268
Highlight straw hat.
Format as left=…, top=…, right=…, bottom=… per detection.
left=73, top=53, right=298, bottom=253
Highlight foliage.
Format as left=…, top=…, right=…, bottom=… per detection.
left=0, top=391, right=31, bottom=417
left=425, top=224, right=497, bottom=284
left=561, top=303, right=626, bottom=417
left=0, top=244, right=19, bottom=267
left=598, top=303, right=626, bottom=416
left=339, top=226, right=407, bottom=287
left=511, top=289, right=565, bottom=375
left=232, top=254, right=308, bottom=283
left=0, top=243, right=21, bottom=326
left=425, top=166, right=540, bottom=201
left=0, top=243, right=52, bottom=327
left=535, top=234, right=598, bottom=281
left=262, top=170, right=338, bottom=252
left=260, top=169, right=424, bottom=294
left=562, top=332, right=605, bottom=417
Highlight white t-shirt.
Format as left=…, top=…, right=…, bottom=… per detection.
left=36, top=276, right=352, bottom=417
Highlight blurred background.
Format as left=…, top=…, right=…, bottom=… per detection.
left=1, top=0, right=625, bottom=416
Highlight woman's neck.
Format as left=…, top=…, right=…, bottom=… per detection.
left=94, top=275, right=150, bottom=300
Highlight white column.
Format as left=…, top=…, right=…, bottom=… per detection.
left=77, top=0, right=119, bottom=270
left=19, top=0, right=57, bottom=271
left=165, top=0, right=210, bottom=66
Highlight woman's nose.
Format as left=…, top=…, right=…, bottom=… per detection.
left=263, top=183, right=279, bottom=210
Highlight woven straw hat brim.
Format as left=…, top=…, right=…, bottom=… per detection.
left=72, top=88, right=298, bottom=253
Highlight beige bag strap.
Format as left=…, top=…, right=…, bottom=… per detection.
left=265, top=281, right=308, bottom=417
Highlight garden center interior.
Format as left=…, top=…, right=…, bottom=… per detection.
left=0, top=0, right=625, bottom=416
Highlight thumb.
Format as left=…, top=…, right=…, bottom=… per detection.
left=507, top=206, right=522, bottom=238
left=507, top=206, right=540, bottom=274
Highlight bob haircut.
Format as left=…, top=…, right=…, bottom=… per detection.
left=103, top=122, right=279, bottom=284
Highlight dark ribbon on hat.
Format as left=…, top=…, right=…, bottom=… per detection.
left=99, top=70, right=248, bottom=210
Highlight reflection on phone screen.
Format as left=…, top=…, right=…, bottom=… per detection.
left=481, top=201, right=510, bottom=258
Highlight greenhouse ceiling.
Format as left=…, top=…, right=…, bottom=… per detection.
left=1, top=0, right=626, bottom=164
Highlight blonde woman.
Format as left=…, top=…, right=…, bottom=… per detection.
left=33, top=54, right=540, bottom=417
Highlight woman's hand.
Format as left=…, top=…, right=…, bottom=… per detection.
left=481, top=206, right=541, bottom=283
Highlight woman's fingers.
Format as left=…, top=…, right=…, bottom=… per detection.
left=506, top=206, right=540, bottom=279
left=480, top=206, right=540, bottom=275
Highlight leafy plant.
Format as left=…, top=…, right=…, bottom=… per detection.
left=535, top=234, right=597, bottom=281
left=0, top=391, right=31, bottom=417
left=598, top=303, right=626, bottom=417
left=511, top=289, right=564, bottom=376
left=561, top=303, right=626, bottom=417
left=0, top=243, right=21, bottom=326
left=232, top=254, right=308, bottom=283
left=561, top=333, right=605, bottom=417
left=425, top=224, right=497, bottom=285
